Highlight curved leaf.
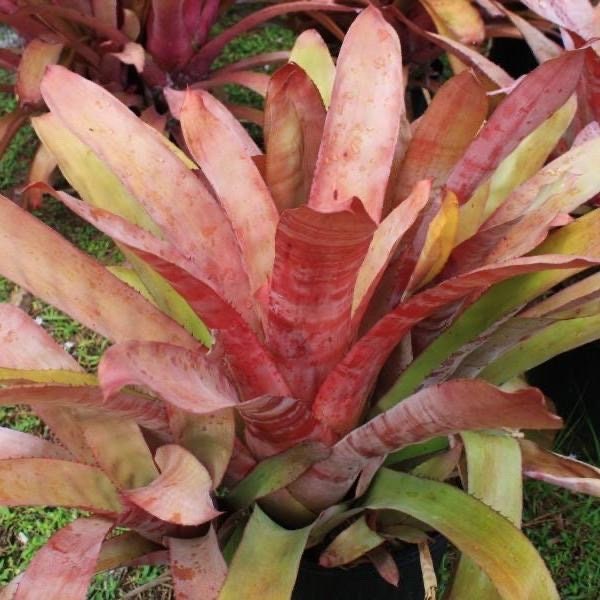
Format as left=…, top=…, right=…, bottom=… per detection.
left=0, top=196, right=196, bottom=349
left=388, top=70, right=487, bottom=207
left=363, top=470, right=558, bottom=599
left=227, top=442, right=330, bottom=510
left=218, top=505, right=310, bottom=600
left=99, top=341, right=238, bottom=414
left=168, top=527, right=227, bottom=600
left=449, top=432, right=521, bottom=599
left=124, top=444, right=219, bottom=526
left=520, top=439, right=600, bottom=496
left=447, top=49, right=586, bottom=202
left=295, top=380, right=559, bottom=510
left=11, top=517, right=113, bottom=600
left=40, top=66, right=253, bottom=317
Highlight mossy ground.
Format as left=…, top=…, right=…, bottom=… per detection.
left=0, top=11, right=599, bottom=600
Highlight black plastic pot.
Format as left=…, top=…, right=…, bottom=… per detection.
left=292, top=536, right=447, bottom=600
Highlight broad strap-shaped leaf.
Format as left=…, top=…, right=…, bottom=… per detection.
left=10, top=517, right=113, bottom=600
left=181, top=89, right=278, bottom=298
left=288, top=29, right=335, bottom=107
left=0, top=384, right=170, bottom=435
left=387, top=70, right=487, bottom=208
left=238, top=395, right=335, bottom=458
left=352, top=180, right=431, bottom=328
left=363, top=470, right=559, bottom=599
left=523, top=270, right=600, bottom=318
left=267, top=202, right=374, bottom=400
left=295, top=380, right=559, bottom=510
left=315, top=254, right=597, bottom=433
left=380, top=210, right=600, bottom=407
left=48, top=189, right=288, bottom=397
left=0, top=458, right=122, bottom=513
left=264, top=63, right=326, bottom=212
left=168, top=528, right=227, bottom=600
left=16, top=37, right=63, bottom=107
left=99, top=341, right=238, bottom=414
left=0, top=196, right=197, bottom=349
left=226, top=442, right=330, bottom=510
left=308, top=6, right=404, bottom=223
left=82, top=416, right=159, bottom=490
left=124, top=444, right=219, bottom=526
left=480, top=312, right=600, bottom=385
left=449, top=432, right=521, bottom=599
left=455, top=96, right=576, bottom=245
left=447, top=48, right=587, bottom=202
left=319, top=515, right=384, bottom=568
left=31, top=113, right=162, bottom=235
left=519, top=439, right=600, bottom=496
left=40, top=66, right=253, bottom=317
left=0, top=427, right=72, bottom=460
left=218, top=504, right=311, bottom=600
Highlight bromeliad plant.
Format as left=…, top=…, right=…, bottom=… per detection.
left=1, top=6, right=600, bottom=599
left=0, top=0, right=349, bottom=207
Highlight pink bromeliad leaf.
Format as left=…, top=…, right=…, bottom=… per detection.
left=180, top=89, right=278, bottom=300
left=99, top=341, right=238, bottom=414
left=313, top=255, right=599, bottom=435
left=40, top=65, right=254, bottom=320
left=238, top=395, right=335, bottom=458
left=447, top=48, right=588, bottom=202
left=124, top=444, right=220, bottom=526
left=0, top=427, right=72, bottom=460
left=264, top=62, right=326, bottom=212
left=266, top=200, right=375, bottom=400
left=0, top=384, right=169, bottom=436
left=7, top=517, right=113, bottom=600
left=387, top=70, right=488, bottom=207
left=308, top=6, right=405, bottom=223
left=0, top=196, right=197, bottom=350
left=168, top=527, right=227, bottom=600
left=292, top=380, right=561, bottom=511
left=520, top=439, right=600, bottom=496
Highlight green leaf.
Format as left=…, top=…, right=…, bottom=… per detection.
left=363, top=469, right=557, bottom=599
left=218, top=505, right=310, bottom=600
left=449, top=432, right=521, bottom=599
left=319, top=515, right=384, bottom=567
left=480, top=313, right=600, bottom=384
left=227, top=442, right=330, bottom=510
